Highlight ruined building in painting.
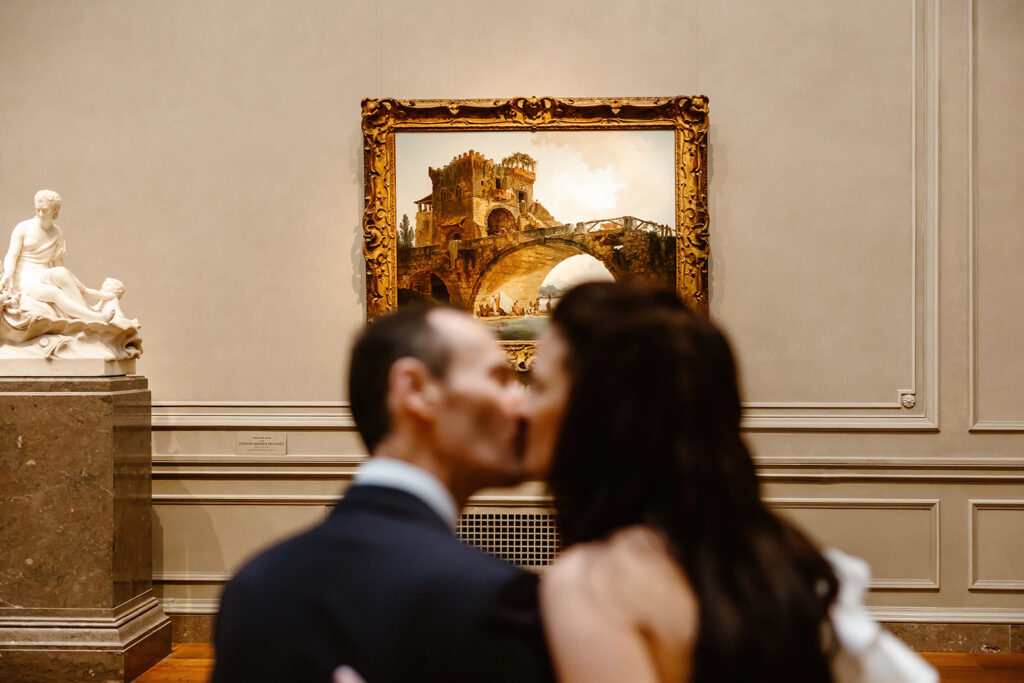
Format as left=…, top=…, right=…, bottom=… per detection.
left=399, top=149, right=676, bottom=320
left=414, top=150, right=561, bottom=248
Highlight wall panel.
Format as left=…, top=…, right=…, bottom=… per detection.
left=153, top=502, right=327, bottom=576
left=769, top=499, right=939, bottom=590
left=969, top=0, right=1024, bottom=430
left=700, top=0, right=939, bottom=430
left=970, top=501, right=1024, bottom=590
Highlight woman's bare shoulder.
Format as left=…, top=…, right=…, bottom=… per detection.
left=544, top=526, right=698, bottom=622
left=543, top=527, right=652, bottom=589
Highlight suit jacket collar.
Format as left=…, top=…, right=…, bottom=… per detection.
left=332, top=484, right=455, bottom=534
left=354, top=457, right=459, bottom=527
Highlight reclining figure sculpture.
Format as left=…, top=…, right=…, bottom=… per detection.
left=0, top=190, right=141, bottom=367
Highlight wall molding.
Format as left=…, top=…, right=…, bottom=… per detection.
left=151, top=453, right=362, bottom=480
left=967, top=0, right=1024, bottom=432
left=152, top=492, right=552, bottom=507
left=152, top=401, right=354, bottom=429
left=153, top=454, right=364, bottom=465
left=153, top=493, right=342, bottom=505
left=757, top=455, right=1024, bottom=482
left=872, top=606, right=1024, bottom=624
left=757, top=453, right=1024, bottom=481
left=150, top=453, right=1024, bottom=482
left=157, top=602, right=1024, bottom=626
left=740, top=415, right=938, bottom=431
left=971, top=421, right=1024, bottom=432
left=152, top=471, right=1024, bottom=484
left=158, top=598, right=221, bottom=616
left=0, top=592, right=159, bottom=627
left=150, top=402, right=952, bottom=433
left=759, top=472, right=1024, bottom=482
left=766, top=498, right=940, bottom=590
left=740, top=0, right=940, bottom=430
left=969, top=500, right=1024, bottom=591
left=156, top=596, right=1024, bottom=624
left=154, top=572, right=233, bottom=583
left=153, top=454, right=1024, bottom=468
left=756, top=455, right=1024, bottom=469
left=156, top=498, right=943, bottom=592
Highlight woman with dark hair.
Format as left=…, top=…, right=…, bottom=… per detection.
left=523, top=282, right=935, bottom=683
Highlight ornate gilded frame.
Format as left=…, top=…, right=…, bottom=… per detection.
left=362, top=96, right=709, bottom=370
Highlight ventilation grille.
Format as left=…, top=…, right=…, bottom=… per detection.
left=457, top=506, right=561, bottom=568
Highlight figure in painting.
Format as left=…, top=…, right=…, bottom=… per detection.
left=0, top=190, right=141, bottom=363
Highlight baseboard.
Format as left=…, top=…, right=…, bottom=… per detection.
left=871, top=607, right=1024, bottom=624
left=162, top=600, right=1024, bottom=654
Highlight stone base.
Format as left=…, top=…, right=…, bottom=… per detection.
left=883, top=622, right=1024, bottom=654
left=170, top=614, right=216, bottom=644
left=0, top=597, right=171, bottom=682
left=0, top=357, right=135, bottom=376
left=0, top=376, right=169, bottom=681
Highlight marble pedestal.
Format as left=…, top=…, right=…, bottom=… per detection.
left=0, top=377, right=171, bottom=682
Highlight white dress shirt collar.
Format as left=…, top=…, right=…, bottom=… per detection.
left=354, top=456, right=459, bottom=528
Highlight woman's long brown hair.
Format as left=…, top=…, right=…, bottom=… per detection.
left=547, top=282, right=838, bottom=683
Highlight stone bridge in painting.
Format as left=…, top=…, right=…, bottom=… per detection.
left=398, top=216, right=676, bottom=312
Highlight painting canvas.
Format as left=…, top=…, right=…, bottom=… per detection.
left=361, top=96, right=709, bottom=369
left=395, top=130, right=677, bottom=341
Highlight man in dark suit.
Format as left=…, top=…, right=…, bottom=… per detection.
left=212, top=306, right=554, bottom=682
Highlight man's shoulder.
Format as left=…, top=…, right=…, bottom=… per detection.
left=338, top=497, right=529, bottom=589
left=412, top=532, right=531, bottom=594
left=225, top=501, right=527, bottom=596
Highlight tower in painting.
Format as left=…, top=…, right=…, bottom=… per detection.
left=413, top=150, right=560, bottom=247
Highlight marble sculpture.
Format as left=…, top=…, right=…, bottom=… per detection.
left=0, top=190, right=141, bottom=368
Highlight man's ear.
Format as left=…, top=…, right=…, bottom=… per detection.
left=387, top=357, right=441, bottom=422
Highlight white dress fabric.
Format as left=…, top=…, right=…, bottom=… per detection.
left=825, top=548, right=938, bottom=683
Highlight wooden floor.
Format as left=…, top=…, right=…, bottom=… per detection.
left=134, top=644, right=1024, bottom=682
left=925, top=653, right=1024, bottom=682
left=135, top=644, right=214, bottom=682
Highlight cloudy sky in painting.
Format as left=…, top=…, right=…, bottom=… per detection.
left=395, top=130, right=675, bottom=227
left=542, top=254, right=615, bottom=290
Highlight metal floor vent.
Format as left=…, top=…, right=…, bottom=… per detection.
left=456, top=506, right=562, bottom=569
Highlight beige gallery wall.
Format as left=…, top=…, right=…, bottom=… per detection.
left=1, top=0, right=1022, bottom=640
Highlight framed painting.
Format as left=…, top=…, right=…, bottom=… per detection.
left=362, top=96, right=709, bottom=370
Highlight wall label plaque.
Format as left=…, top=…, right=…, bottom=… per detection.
left=235, top=431, right=287, bottom=455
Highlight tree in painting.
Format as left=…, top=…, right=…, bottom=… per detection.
left=397, top=213, right=414, bottom=249
left=500, top=152, right=537, bottom=170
